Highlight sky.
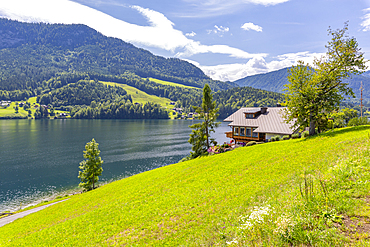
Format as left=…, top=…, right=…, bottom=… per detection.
left=0, top=0, right=370, bottom=82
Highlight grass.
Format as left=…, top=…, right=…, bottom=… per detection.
left=1, top=126, right=370, bottom=246
left=0, top=97, right=70, bottom=119
left=101, top=81, right=172, bottom=107
left=148, top=78, right=200, bottom=89
left=0, top=97, right=37, bottom=118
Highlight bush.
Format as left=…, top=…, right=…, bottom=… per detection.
left=301, top=131, right=309, bottom=138
left=246, top=141, right=256, bottom=146
left=347, top=117, right=370, bottom=127
left=270, top=136, right=281, bottom=142
left=291, top=133, right=300, bottom=139
left=282, top=135, right=290, bottom=140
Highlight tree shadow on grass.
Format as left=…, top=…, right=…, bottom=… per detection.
left=300, top=125, right=370, bottom=141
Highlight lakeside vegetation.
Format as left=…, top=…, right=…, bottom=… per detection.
left=1, top=126, right=370, bottom=246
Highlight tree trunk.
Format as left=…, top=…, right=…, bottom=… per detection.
left=205, top=120, right=209, bottom=149
left=309, top=112, right=315, bottom=136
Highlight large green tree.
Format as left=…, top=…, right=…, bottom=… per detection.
left=78, top=138, right=104, bottom=191
left=188, top=84, right=220, bottom=158
left=283, top=23, right=367, bottom=135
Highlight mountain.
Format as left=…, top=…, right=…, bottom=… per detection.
left=0, top=18, right=235, bottom=92
left=234, top=67, right=370, bottom=101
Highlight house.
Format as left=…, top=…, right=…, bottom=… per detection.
left=224, top=107, right=296, bottom=143
left=172, top=108, right=183, bottom=114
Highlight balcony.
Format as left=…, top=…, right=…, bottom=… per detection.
left=225, top=131, right=233, bottom=138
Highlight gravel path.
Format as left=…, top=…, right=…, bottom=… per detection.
left=0, top=199, right=69, bottom=227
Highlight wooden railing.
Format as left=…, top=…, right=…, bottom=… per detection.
left=225, top=131, right=233, bottom=138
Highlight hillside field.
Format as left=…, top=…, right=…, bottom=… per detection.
left=1, top=126, right=370, bottom=246
left=148, top=78, right=200, bottom=89
left=100, top=81, right=172, bottom=107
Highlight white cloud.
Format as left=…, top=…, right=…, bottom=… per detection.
left=0, top=0, right=265, bottom=59
left=241, top=22, right=263, bottom=32
left=185, top=31, right=197, bottom=37
left=361, top=8, right=370, bottom=31
left=207, top=25, right=230, bottom=36
left=180, top=0, right=290, bottom=17
left=176, top=42, right=267, bottom=59
left=189, top=51, right=325, bottom=82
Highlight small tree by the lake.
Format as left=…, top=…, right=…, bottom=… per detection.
left=188, top=84, right=220, bottom=159
left=78, top=138, right=103, bottom=191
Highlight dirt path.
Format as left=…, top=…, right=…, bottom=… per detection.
left=0, top=199, right=69, bottom=227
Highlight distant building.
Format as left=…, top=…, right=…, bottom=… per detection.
left=173, top=108, right=183, bottom=114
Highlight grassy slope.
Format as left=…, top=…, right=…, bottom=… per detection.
left=1, top=126, right=370, bottom=246
left=148, top=78, right=200, bottom=89
left=0, top=97, right=36, bottom=118
left=101, top=81, right=172, bottom=107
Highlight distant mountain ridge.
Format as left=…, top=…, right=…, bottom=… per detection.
left=0, top=18, right=235, bottom=91
left=234, top=67, right=370, bottom=101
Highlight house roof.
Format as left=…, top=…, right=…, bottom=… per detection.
left=224, top=107, right=295, bottom=135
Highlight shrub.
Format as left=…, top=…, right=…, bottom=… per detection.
left=301, top=131, right=309, bottom=138
left=282, top=135, right=290, bottom=140
left=291, top=133, right=300, bottom=139
left=274, top=136, right=281, bottom=141
left=246, top=141, right=256, bottom=146
left=347, top=117, right=370, bottom=127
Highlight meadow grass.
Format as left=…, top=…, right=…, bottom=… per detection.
left=100, top=81, right=172, bottom=107
left=0, top=97, right=38, bottom=118
left=1, top=126, right=370, bottom=246
left=148, top=78, right=200, bottom=89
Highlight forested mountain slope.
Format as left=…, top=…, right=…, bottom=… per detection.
left=0, top=18, right=234, bottom=92
left=234, top=67, right=370, bottom=101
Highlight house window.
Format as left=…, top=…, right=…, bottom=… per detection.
left=246, top=128, right=251, bottom=137
left=234, top=127, right=239, bottom=136
left=240, top=127, right=245, bottom=136
left=245, top=114, right=254, bottom=118
left=252, top=128, right=258, bottom=138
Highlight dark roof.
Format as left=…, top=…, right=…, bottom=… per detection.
left=224, top=107, right=295, bottom=135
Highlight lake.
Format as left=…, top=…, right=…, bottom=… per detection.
left=0, top=119, right=230, bottom=211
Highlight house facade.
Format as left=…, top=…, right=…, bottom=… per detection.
left=224, top=107, right=295, bottom=143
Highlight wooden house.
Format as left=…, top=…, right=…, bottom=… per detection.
left=224, top=107, right=295, bottom=143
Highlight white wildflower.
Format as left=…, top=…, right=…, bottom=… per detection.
left=239, top=205, right=272, bottom=229
left=226, top=238, right=238, bottom=245
left=274, top=214, right=295, bottom=237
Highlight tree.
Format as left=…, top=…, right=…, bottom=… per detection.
left=283, top=23, right=367, bottom=135
left=78, top=138, right=103, bottom=191
left=188, top=84, right=220, bottom=158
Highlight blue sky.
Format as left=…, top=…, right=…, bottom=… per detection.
left=0, top=0, right=369, bottom=81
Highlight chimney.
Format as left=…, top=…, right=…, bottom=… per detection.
left=261, top=107, right=267, bottom=114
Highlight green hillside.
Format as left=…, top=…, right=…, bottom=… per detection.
left=0, top=18, right=235, bottom=93
left=1, top=126, right=370, bottom=246
left=234, top=67, right=370, bottom=101
left=148, top=78, right=199, bottom=89
left=101, top=81, right=172, bottom=107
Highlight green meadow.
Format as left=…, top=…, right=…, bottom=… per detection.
left=101, top=81, right=172, bottom=107
left=148, top=78, right=200, bottom=89
left=0, top=97, right=37, bottom=118
left=1, top=126, right=370, bottom=246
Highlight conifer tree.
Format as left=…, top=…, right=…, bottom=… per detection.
left=78, top=138, right=103, bottom=191
left=188, top=84, right=220, bottom=158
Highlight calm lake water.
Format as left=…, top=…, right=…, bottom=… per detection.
left=0, top=119, right=230, bottom=211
